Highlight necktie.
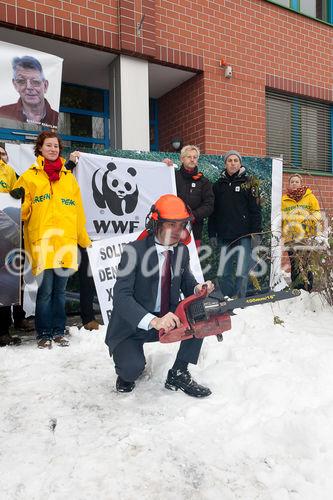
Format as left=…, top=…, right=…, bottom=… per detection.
left=160, top=250, right=172, bottom=316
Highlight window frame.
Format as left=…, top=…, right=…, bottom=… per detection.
left=265, top=0, right=333, bottom=24
left=59, top=82, right=110, bottom=149
left=266, top=89, right=333, bottom=174
left=149, top=98, right=159, bottom=151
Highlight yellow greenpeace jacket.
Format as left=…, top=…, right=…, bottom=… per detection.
left=0, top=159, right=17, bottom=193
left=281, top=188, right=321, bottom=244
left=13, top=155, right=91, bottom=275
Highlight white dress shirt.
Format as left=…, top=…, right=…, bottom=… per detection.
left=137, top=242, right=174, bottom=330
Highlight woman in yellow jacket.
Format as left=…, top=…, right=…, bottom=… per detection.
left=0, top=145, right=17, bottom=193
left=13, top=131, right=91, bottom=349
left=281, top=174, right=321, bottom=291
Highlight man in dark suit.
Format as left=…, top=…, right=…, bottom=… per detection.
left=105, top=194, right=214, bottom=397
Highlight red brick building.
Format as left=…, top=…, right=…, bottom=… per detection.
left=0, top=0, right=332, bottom=212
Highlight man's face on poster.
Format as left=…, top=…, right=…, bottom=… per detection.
left=12, top=67, right=48, bottom=107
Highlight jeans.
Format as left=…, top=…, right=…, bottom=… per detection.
left=35, top=269, right=69, bottom=340
left=217, top=237, right=252, bottom=298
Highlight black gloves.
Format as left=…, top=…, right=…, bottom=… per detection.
left=10, top=187, right=25, bottom=203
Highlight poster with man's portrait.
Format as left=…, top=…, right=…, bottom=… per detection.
left=0, top=41, right=63, bottom=130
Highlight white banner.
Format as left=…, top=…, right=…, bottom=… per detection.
left=88, top=233, right=139, bottom=325
left=88, top=233, right=204, bottom=326
left=0, top=41, right=63, bottom=129
left=5, top=143, right=35, bottom=176
left=76, top=153, right=178, bottom=240
left=81, top=153, right=204, bottom=324
left=270, top=157, right=287, bottom=290
left=79, top=154, right=204, bottom=324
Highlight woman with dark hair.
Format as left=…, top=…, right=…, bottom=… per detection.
left=13, top=131, right=91, bottom=348
left=282, top=174, right=322, bottom=291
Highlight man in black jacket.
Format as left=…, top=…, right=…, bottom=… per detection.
left=163, top=145, right=214, bottom=247
left=208, top=150, right=262, bottom=298
left=105, top=194, right=214, bottom=397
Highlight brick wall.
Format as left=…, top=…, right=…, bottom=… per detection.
left=158, top=74, right=205, bottom=152
left=156, top=0, right=333, bottom=157
left=0, top=0, right=332, bottom=176
left=0, top=0, right=120, bottom=49
left=0, top=0, right=204, bottom=68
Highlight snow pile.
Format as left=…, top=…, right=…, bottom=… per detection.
left=1, top=291, right=333, bottom=499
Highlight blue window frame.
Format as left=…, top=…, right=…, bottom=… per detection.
left=0, top=127, right=38, bottom=142
left=58, top=82, right=110, bottom=149
left=149, top=98, right=159, bottom=151
left=268, top=0, right=333, bottom=23
left=0, top=82, right=110, bottom=149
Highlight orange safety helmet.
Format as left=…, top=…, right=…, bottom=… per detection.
left=151, top=194, right=191, bottom=221
left=138, top=194, right=193, bottom=244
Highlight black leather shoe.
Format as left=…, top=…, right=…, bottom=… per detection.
left=116, top=376, right=135, bottom=393
left=165, top=369, right=212, bottom=398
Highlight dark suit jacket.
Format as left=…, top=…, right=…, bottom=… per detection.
left=105, top=235, right=198, bottom=353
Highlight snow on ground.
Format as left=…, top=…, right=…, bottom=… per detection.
left=1, top=291, right=333, bottom=500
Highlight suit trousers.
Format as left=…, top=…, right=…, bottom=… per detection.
left=79, top=246, right=97, bottom=324
left=0, top=305, right=26, bottom=335
left=111, top=329, right=203, bottom=382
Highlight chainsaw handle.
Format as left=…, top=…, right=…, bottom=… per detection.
left=195, top=283, right=208, bottom=298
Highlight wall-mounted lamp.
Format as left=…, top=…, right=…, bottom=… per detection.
left=171, top=137, right=182, bottom=151
left=220, top=58, right=232, bottom=79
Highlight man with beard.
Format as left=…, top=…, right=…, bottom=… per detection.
left=208, top=150, right=262, bottom=299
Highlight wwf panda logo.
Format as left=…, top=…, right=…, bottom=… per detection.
left=92, top=162, right=139, bottom=216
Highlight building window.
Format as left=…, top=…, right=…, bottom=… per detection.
left=300, top=0, right=327, bottom=19
left=269, top=0, right=333, bottom=23
left=58, top=83, right=110, bottom=150
left=266, top=89, right=332, bottom=172
left=149, top=99, right=159, bottom=151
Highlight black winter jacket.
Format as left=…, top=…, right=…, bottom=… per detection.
left=208, top=168, right=262, bottom=241
left=175, top=166, right=214, bottom=240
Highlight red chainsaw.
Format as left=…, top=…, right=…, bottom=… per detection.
left=159, top=286, right=300, bottom=343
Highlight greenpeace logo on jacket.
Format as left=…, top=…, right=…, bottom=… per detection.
left=33, top=193, right=51, bottom=204
left=32, top=193, right=76, bottom=206
left=61, top=198, right=76, bottom=206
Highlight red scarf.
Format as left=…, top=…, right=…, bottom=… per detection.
left=44, top=157, right=63, bottom=182
left=287, top=186, right=307, bottom=202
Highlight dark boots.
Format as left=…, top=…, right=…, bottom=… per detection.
left=165, top=369, right=212, bottom=398
left=116, top=376, right=135, bottom=393
left=0, top=332, right=22, bottom=347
